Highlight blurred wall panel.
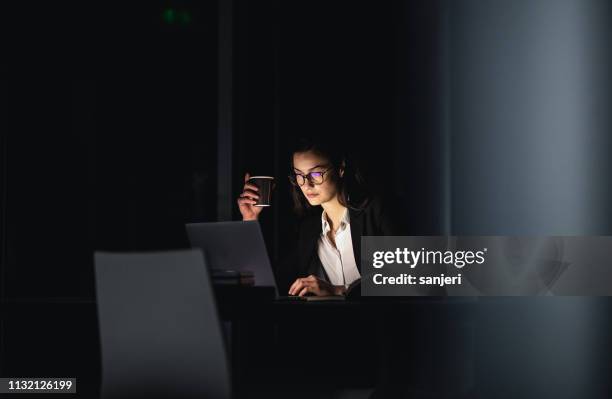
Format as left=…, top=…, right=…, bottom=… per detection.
left=448, top=0, right=612, bottom=236
left=445, top=1, right=612, bottom=398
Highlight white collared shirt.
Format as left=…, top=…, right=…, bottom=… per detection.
left=317, top=208, right=361, bottom=288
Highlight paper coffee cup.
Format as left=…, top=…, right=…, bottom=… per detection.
left=248, top=176, right=274, bottom=207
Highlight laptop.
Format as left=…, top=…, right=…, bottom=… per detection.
left=185, top=220, right=345, bottom=301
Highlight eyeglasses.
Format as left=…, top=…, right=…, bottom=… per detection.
left=288, top=168, right=333, bottom=186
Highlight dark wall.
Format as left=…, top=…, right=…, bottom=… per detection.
left=3, top=2, right=218, bottom=300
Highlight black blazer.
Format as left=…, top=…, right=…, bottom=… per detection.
left=276, top=196, right=408, bottom=294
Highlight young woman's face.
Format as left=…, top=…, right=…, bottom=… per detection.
left=292, top=151, right=342, bottom=206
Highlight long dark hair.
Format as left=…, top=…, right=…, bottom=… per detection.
left=289, top=136, right=371, bottom=216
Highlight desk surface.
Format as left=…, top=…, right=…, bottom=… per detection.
left=213, top=284, right=478, bottom=321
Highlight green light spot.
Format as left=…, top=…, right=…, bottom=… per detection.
left=162, top=8, right=176, bottom=24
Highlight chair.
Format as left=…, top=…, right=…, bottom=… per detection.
left=94, top=249, right=231, bottom=399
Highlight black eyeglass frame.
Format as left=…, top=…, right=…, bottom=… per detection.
left=288, top=167, right=334, bottom=186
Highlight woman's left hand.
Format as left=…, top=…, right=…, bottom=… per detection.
left=288, top=275, right=346, bottom=297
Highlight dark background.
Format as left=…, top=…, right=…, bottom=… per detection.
left=1, top=1, right=611, bottom=398
left=0, top=1, right=440, bottom=396
left=1, top=0, right=439, bottom=297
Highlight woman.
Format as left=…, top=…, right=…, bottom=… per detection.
left=237, top=137, right=405, bottom=297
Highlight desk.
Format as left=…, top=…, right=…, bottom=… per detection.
left=213, top=284, right=475, bottom=318
left=213, top=285, right=477, bottom=399
left=215, top=288, right=612, bottom=399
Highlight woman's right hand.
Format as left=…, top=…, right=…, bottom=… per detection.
left=237, top=172, right=264, bottom=221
